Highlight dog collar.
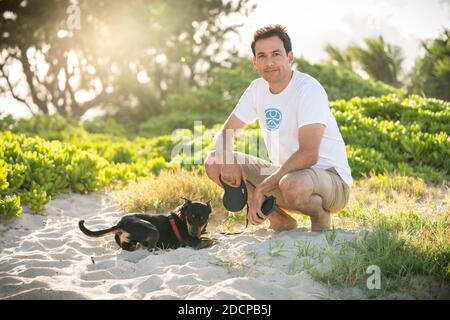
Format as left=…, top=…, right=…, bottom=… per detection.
left=169, top=213, right=187, bottom=246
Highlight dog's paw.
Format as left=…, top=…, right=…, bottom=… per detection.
left=194, top=238, right=218, bottom=249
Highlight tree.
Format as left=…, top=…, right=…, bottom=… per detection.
left=0, top=0, right=254, bottom=117
left=348, top=36, right=404, bottom=87
left=409, top=29, right=449, bottom=101
left=324, top=44, right=354, bottom=72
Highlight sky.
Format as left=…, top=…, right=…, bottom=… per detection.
left=234, top=0, right=450, bottom=69
left=1, top=0, right=449, bottom=119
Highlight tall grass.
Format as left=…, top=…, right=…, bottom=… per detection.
left=313, top=212, right=449, bottom=298
left=113, top=169, right=221, bottom=213
left=315, top=173, right=449, bottom=298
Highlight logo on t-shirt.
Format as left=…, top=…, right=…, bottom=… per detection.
left=264, top=108, right=282, bottom=131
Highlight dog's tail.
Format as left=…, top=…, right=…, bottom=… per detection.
left=79, top=220, right=118, bottom=237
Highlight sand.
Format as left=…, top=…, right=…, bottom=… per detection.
left=0, top=192, right=379, bottom=300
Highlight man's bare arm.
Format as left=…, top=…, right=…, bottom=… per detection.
left=214, top=114, right=247, bottom=163
left=257, top=123, right=325, bottom=194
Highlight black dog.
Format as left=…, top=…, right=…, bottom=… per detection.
left=79, top=198, right=215, bottom=251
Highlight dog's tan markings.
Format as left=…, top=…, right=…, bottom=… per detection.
left=117, top=230, right=130, bottom=244
left=199, top=223, right=208, bottom=235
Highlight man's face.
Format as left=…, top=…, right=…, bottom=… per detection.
left=253, top=36, right=293, bottom=85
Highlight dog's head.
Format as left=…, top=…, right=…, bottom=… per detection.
left=177, top=197, right=212, bottom=238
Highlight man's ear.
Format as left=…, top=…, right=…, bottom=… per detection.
left=288, top=51, right=294, bottom=64
left=252, top=57, right=259, bottom=74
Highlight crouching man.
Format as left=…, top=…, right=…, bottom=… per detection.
left=205, top=25, right=352, bottom=231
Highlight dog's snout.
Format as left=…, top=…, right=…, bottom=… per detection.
left=187, top=223, right=199, bottom=237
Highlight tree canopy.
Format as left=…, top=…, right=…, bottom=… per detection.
left=0, top=0, right=253, bottom=117
left=324, top=36, right=404, bottom=87
left=410, top=29, right=450, bottom=101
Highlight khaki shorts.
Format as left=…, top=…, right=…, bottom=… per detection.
left=232, top=152, right=350, bottom=213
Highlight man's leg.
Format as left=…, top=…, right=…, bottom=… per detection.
left=278, top=169, right=342, bottom=232
left=204, top=151, right=224, bottom=187
left=204, top=151, right=297, bottom=231
left=244, top=180, right=298, bottom=231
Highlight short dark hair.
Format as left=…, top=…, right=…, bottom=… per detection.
left=251, top=24, right=292, bottom=56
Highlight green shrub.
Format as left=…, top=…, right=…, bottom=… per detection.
left=11, top=114, right=79, bottom=141
left=0, top=131, right=138, bottom=215
left=1, top=93, right=447, bottom=216
left=0, top=195, right=22, bottom=218
left=332, top=95, right=450, bottom=177
left=295, top=58, right=405, bottom=101
left=82, top=117, right=128, bottom=137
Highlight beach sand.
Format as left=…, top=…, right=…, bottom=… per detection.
left=0, top=192, right=398, bottom=300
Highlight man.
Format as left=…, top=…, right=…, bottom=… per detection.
left=204, top=25, right=352, bottom=232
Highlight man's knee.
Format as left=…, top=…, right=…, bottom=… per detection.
left=278, top=171, right=314, bottom=207
left=204, top=150, right=218, bottom=178
left=204, top=150, right=216, bottom=167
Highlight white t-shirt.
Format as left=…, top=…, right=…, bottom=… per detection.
left=232, top=70, right=353, bottom=187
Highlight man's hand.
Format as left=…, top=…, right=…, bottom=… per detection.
left=220, top=164, right=247, bottom=187
left=247, top=173, right=282, bottom=225
left=248, top=186, right=266, bottom=225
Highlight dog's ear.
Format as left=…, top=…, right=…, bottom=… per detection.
left=206, top=199, right=211, bottom=208
left=181, top=197, right=192, bottom=205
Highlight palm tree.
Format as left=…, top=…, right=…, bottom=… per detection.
left=409, top=29, right=449, bottom=100
left=348, top=36, right=404, bottom=87
left=324, top=44, right=354, bottom=71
